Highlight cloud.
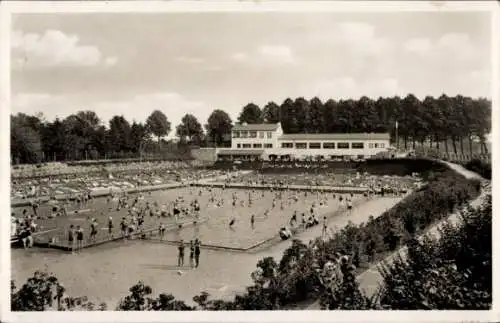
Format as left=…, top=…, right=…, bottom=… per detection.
left=11, top=29, right=117, bottom=68
left=230, top=52, right=248, bottom=62
left=204, top=65, right=223, bottom=71
left=454, top=69, right=491, bottom=97
left=230, top=45, right=297, bottom=65
left=176, top=56, right=205, bottom=64
left=403, top=33, right=480, bottom=63
left=436, top=33, right=478, bottom=62
left=320, top=22, right=392, bottom=57
left=404, top=38, right=432, bottom=54
left=104, top=57, right=118, bottom=66
left=311, top=77, right=402, bottom=100
left=257, top=45, right=296, bottom=64
left=11, top=92, right=210, bottom=138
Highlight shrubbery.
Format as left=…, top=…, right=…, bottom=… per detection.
left=11, top=271, right=107, bottom=311
left=377, top=195, right=492, bottom=309
left=464, top=158, right=491, bottom=180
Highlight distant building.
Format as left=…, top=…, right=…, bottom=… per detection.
left=216, top=122, right=391, bottom=161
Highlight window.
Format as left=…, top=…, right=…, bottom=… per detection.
left=264, top=143, right=273, bottom=148
left=232, top=131, right=240, bottom=138
left=253, top=143, right=263, bottom=148
left=267, top=132, right=273, bottom=139
left=237, top=144, right=241, bottom=148
left=309, top=142, right=321, bottom=149
left=368, top=143, right=374, bottom=148
left=259, top=131, right=265, bottom=138
left=380, top=143, right=385, bottom=148
left=242, top=144, right=251, bottom=148
left=323, top=142, right=335, bottom=149
left=352, top=142, right=364, bottom=149
left=338, top=142, right=350, bottom=149
left=249, top=131, right=257, bottom=138
left=281, top=142, right=293, bottom=148
left=296, top=143, right=307, bottom=149
left=240, top=131, right=248, bottom=138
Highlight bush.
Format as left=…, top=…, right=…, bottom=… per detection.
left=377, top=195, right=491, bottom=309
left=11, top=271, right=106, bottom=311
left=464, top=158, right=491, bottom=179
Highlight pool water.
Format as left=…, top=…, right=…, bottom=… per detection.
left=162, top=188, right=363, bottom=249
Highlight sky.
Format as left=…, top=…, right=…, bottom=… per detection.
left=10, top=11, right=493, bottom=138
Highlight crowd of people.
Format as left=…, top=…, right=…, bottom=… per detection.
left=11, top=166, right=227, bottom=201
left=219, top=171, right=422, bottom=196
left=11, top=162, right=418, bottom=273
left=11, top=160, right=199, bottom=179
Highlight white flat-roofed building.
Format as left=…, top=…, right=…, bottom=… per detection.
left=216, top=122, right=390, bottom=161
left=230, top=123, right=283, bottom=150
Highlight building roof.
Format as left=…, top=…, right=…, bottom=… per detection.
left=278, top=133, right=390, bottom=141
left=217, top=149, right=264, bottom=156
left=232, top=123, right=280, bottom=131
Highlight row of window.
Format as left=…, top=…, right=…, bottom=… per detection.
left=232, top=131, right=273, bottom=139
left=280, top=142, right=386, bottom=149
left=234, top=142, right=386, bottom=149
left=236, top=143, right=274, bottom=149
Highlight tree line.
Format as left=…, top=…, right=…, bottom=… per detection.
left=11, top=94, right=491, bottom=164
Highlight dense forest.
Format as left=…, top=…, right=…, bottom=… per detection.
left=11, top=94, right=491, bottom=164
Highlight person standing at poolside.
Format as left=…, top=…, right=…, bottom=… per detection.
left=159, top=223, right=166, bottom=240
left=31, top=200, right=39, bottom=217
left=194, top=239, right=201, bottom=268
left=322, top=216, right=328, bottom=238
left=177, top=240, right=185, bottom=267
left=189, top=240, right=195, bottom=269
left=108, top=216, right=114, bottom=238
left=68, top=225, right=75, bottom=253
left=89, top=219, right=98, bottom=244
left=76, top=225, right=84, bottom=251
left=120, top=217, right=127, bottom=239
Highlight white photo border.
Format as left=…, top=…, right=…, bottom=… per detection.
left=0, top=1, right=498, bottom=323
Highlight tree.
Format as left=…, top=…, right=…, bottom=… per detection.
left=61, top=111, right=102, bottom=160
left=146, top=110, right=171, bottom=147
left=262, top=101, right=280, bottom=124
left=108, top=115, right=132, bottom=154
left=41, top=118, right=66, bottom=162
left=322, top=99, right=338, bottom=133
left=11, top=271, right=105, bottom=311
left=238, top=103, right=263, bottom=124
left=176, top=114, right=203, bottom=145
left=117, top=281, right=193, bottom=311
left=401, top=94, right=422, bottom=150
left=473, top=98, right=491, bottom=154
left=130, top=122, right=149, bottom=156
left=378, top=195, right=492, bottom=310
left=305, top=97, right=324, bottom=133
left=11, top=115, right=43, bottom=164
left=205, top=109, right=232, bottom=146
